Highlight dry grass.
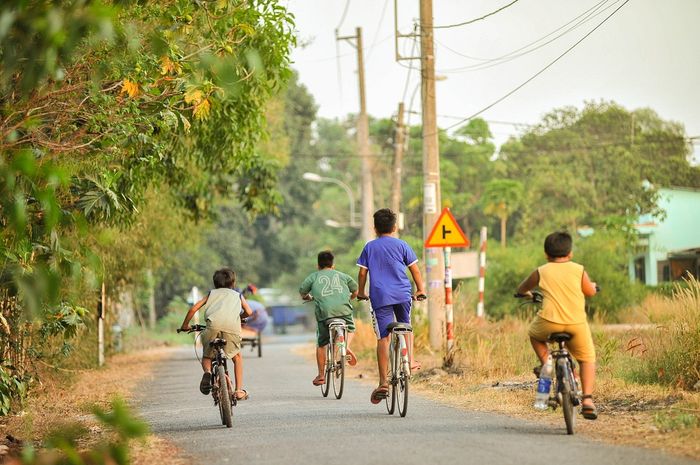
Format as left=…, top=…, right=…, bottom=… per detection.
left=347, top=281, right=700, bottom=460
left=0, top=348, right=190, bottom=465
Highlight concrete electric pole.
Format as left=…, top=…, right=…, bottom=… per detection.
left=420, top=0, right=445, bottom=350
left=390, top=102, right=405, bottom=218
left=337, top=27, right=374, bottom=242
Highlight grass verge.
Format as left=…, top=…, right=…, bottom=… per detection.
left=0, top=347, right=190, bottom=465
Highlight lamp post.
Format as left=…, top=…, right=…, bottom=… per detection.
left=302, top=172, right=360, bottom=228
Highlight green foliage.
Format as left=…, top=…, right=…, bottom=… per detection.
left=20, top=398, right=148, bottom=465
left=654, top=411, right=699, bottom=432
left=483, top=242, right=541, bottom=319
left=0, top=364, right=29, bottom=416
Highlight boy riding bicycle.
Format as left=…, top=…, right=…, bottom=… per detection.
left=356, top=208, right=426, bottom=405
left=300, top=250, right=359, bottom=387
left=180, top=268, right=253, bottom=401
left=516, top=231, right=598, bottom=420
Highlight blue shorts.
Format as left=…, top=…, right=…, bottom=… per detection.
left=371, top=302, right=412, bottom=339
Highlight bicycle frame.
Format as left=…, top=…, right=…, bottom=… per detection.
left=323, top=320, right=347, bottom=399
left=549, top=341, right=579, bottom=408
left=210, top=343, right=236, bottom=408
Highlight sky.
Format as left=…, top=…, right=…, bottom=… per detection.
left=284, top=0, right=700, bottom=159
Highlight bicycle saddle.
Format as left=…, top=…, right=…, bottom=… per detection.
left=387, top=322, right=412, bottom=332
left=548, top=332, right=572, bottom=343
left=209, top=338, right=227, bottom=347
left=326, top=318, right=346, bottom=327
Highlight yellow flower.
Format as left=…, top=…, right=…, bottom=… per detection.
left=120, top=79, right=140, bottom=98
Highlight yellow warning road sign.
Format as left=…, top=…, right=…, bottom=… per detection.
left=425, top=208, right=470, bottom=248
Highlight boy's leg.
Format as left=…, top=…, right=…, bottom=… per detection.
left=579, top=361, right=596, bottom=407
left=529, top=337, right=549, bottom=365
left=376, top=336, right=390, bottom=386
left=527, top=317, right=552, bottom=366
left=393, top=302, right=418, bottom=369
left=316, top=345, right=327, bottom=378
left=232, top=352, right=243, bottom=392
left=201, top=356, right=212, bottom=373
left=200, top=357, right=213, bottom=395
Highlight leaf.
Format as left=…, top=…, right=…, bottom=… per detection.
left=120, top=79, right=139, bottom=98
left=184, top=88, right=203, bottom=105
left=159, top=56, right=182, bottom=75
left=193, top=99, right=211, bottom=121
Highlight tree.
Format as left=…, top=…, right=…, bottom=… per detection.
left=480, top=179, right=523, bottom=248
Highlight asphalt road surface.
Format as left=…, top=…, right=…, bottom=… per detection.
left=138, top=335, right=697, bottom=465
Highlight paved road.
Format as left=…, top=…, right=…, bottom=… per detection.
left=137, top=336, right=697, bottom=465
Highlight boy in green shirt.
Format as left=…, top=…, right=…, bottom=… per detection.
left=300, top=250, right=359, bottom=386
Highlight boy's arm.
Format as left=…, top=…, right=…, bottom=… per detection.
left=299, top=275, right=313, bottom=301
left=240, top=296, right=254, bottom=318
left=180, top=296, right=208, bottom=331
left=516, top=270, right=539, bottom=297
left=407, top=262, right=426, bottom=297
left=357, top=267, right=369, bottom=299
left=581, top=270, right=597, bottom=297
left=347, top=274, right=359, bottom=300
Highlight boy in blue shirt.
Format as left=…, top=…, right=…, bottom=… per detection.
left=356, top=208, right=426, bottom=404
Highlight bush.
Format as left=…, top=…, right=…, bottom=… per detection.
left=482, top=242, right=540, bottom=319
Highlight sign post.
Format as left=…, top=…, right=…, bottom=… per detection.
left=425, top=208, right=469, bottom=359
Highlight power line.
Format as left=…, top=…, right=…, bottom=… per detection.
left=432, top=0, right=521, bottom=30
left=439, top=0, right=631, bottom=134
left=436, top=0, right=616, bottom=73
left=367, top=0, right=390, bottom=62
left=336, top=0, right=351, bottom=31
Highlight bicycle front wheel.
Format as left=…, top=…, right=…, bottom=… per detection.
left=321, top=344, right=331, bottom=397
left=332, top=333, right=345, bottom=399
left=397, top=339, right=409, bottom=417
left=558, top=359, right=575, bottom=435
left=217, top=366, right=233, bottom=428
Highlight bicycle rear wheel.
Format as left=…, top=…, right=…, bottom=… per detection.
left=558, top=359, right=575, bottom=435
left=217, top=365, right=233, bottom=428
left=332, top=331, right=345, bottom=399
left=321, top=344, right=331, bottom=397
left=385, top=338, right=397, bottom=415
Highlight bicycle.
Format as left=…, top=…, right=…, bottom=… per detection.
left=358, top=293, right=426, bottom=418
left=515, top=290, right=581, bottom=435
left=177, top=324, right=238, bottom=428
left=321, top=318, right=348, bottom=399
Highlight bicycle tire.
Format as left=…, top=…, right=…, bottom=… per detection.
left=257, top=332, right=262, bottom=358
left=217, top=365, right=233, bottom=428
left=385, top=337, right=397, bottom=415
left=558, top=359, right=575, bottom=435
left=321, top=344, right=331, bottom=397
left=397, top=337, right=409, bottom=417
left=332, top=329, right=345, bottom=399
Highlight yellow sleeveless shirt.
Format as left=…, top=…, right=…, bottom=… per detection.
left=537, top=261, right=586, bottom=324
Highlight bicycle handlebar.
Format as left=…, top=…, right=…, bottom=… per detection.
left=513, top=290, right=544, bottom=304
left=177, top=324, right=206, bottom=333
left=356, top=293, right=427, bottom=302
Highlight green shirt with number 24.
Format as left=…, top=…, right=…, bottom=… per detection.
left=299, top=268, right=358, bottom=321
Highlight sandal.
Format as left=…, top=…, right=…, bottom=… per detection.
left=370, top=385, right=389, bottom=404
left=581, top=395, right=598, bottom=420
left=312, top=375, right=325, bottom=386
left=346, top=349, right=357, bottom=367
left=235, top=389, right=249, bottom=401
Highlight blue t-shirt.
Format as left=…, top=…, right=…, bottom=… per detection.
left=356, top=236, right=419, bottom=308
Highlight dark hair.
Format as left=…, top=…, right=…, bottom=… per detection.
left=318, top=250, right=334, bottom=268
left=544, top=232, right=573, bottom=258
left=373, top=208, right=396, bottom=234
left=213, top=268, right=236, bottom=289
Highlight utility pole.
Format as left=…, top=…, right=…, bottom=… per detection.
left=338, top=27, right=374, bottom=242
left=420, top=0, right=445, bottom=350
left=390, top=102, right=405, bottom=218
left=98, top=282, right=105, bottom=366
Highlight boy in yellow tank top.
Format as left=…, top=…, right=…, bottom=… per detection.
left=516, top=231, right=599, bottom=420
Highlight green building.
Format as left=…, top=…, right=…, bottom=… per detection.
left=629, top=187, right=700, bottom=285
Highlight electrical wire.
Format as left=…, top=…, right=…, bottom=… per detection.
left=432, top=0, right=521, bottom=29
left=367, top=0, right=390, bottom=62
left=336, top=0, right=351, bottom=32
left=436, top=0, right=617, bottom=73
left=437, top=0, right=631, bottom=134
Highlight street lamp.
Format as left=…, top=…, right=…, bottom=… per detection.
left=302, top=172, right=360, bottom=228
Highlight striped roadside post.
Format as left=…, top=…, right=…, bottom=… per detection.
left=476, top=226, right=487, bottom=318
left=444, top=247, right=454, bottom=352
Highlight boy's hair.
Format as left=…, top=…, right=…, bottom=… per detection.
left=317, top=250, right=334, bottom=269
left=213, top=268, right=236, bottom=288
left=373, top=208, right=396, bottom=234
left=544, top=231, right=573, bottom=258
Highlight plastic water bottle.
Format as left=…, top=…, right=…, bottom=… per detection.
left=534, top=355, right=553, bottom=410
